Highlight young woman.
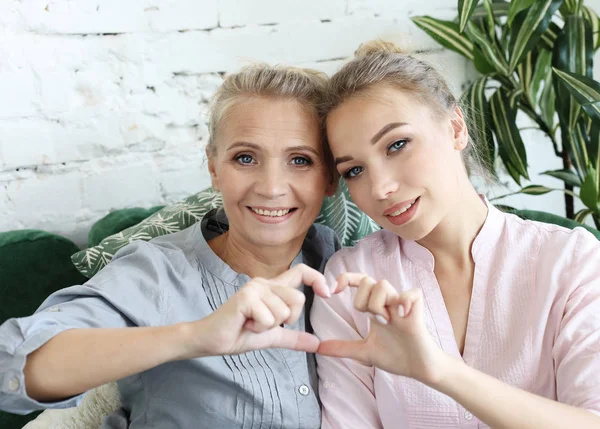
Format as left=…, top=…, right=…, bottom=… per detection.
left=312, top=40, right=600, bottom=429
left=0, top=64, right=339, bottom=429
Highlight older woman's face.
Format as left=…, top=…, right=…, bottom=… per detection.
left=208, top=97, right=333, bottom=249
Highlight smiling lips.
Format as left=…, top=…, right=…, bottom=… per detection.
left=250, top=207, right=294, bottom=217
left=247, top=206, right=298, bottom=223
left=383, top=196, right=420, bottom=226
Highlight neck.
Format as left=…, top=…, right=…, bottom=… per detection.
left=417, top=185, right=488, bottom=271
left=208, top=231, right=303, bottom=279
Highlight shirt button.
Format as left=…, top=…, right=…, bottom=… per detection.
left=298, top=384, right=310, bottom=396
left=7, top=378, right=20, bottom=392
left=464, top=411, right=473, bottom=421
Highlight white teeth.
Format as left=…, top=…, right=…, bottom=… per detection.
left=251, top=208, right=291, bottom=217
left=388, top=199, right=417, bottom=217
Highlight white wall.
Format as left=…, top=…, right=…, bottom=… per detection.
left=0, top=0, right=598, bottom=247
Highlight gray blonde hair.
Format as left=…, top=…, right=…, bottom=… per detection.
left=206, top=64, right=334, bottom=178
left=322, top=40, right=492, bottom=179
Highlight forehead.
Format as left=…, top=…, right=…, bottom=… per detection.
left=220, top=97, right=321, bottom=148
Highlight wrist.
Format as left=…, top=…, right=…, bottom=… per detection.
left=426, top=351, right=466, bottom=393
left=170, top=321, right=209, bottom=361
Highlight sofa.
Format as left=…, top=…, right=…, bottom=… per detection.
left=2, top=185, right=599, bottom=429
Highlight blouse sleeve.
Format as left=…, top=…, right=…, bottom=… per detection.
left=553, top=229, right=600, bottom=416
left=310, top=251, right=384, bottom=429
left=0, top=240, right=172, bottom=415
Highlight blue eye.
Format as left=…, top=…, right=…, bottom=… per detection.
left=235, top=154, right=254, bottom=164
left=343, top=166, right=363, bottom=179
left=388, top=140, right=407, bottom=154
left=291, top=156, right=312, bottom=166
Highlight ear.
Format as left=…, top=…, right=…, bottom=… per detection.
left=450, top=106, right=469, bottom=151
left=206, top=148, right=219, bottom=192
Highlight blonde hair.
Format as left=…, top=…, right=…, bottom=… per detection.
left=206, top=64, right=334, bottom=178
left=322, top=40, right=492, bottom=179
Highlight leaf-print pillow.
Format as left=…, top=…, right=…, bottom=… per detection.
left=71, top=180, right=380, bottom=278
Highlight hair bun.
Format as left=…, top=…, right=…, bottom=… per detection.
left=354, top=39, right=406, bottom=58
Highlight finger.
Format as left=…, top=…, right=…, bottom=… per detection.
left=317, top=340, right=370, bottom=365
left=271, top=264, right=331, bottom=298
left=334, top=272, right=371, bottom=294
left=366, top=280, right=398, bottom=322
left=269, top=286, right=306, bottom=325
left=246, top=299, right=276, bottom=333
left=260, top=290, right=292, bottom=327
left=389, top=288, right=424, bottom=323
left=249, top=327, right=320, bottom=353
left=354, top=276, right=377, bottom=312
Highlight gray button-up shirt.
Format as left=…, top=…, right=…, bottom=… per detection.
left=0, top=209, right=340, bottom=428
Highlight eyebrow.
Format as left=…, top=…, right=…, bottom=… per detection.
left=335, top=122, right=409, bottom=166
left=227, top=142, right=320, bottom=156
left=370, top=122, right=408, bottom=144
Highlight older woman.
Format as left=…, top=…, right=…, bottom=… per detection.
left=0, top=64, right=338, bottom=429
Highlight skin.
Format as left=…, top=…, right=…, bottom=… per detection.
left=23, top=96, right=335, bottom=402
left=318, top=84, right=600, bottom=429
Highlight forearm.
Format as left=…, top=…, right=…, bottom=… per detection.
left=24, top=324, right=192, bottom=402
left=433, top=356, right=600, bottom=429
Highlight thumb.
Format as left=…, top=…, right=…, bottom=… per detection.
left=317, top=340, right=369, bottom=364
left=249, top=327, right=321, bottom=353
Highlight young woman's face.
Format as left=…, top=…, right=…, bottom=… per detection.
left=208, top=97, right=333, bottom=249
left=326, top=86, right=468, bottom=241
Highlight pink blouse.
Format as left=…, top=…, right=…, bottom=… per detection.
left=311, top=203, right=600, bottom=428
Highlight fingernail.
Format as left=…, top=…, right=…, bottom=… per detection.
left=398, top=306, right=405, bottom=317
left=324, top=287, right=331, bottom=298
left=375, top=315, right=388, bottom=325
left=329, top=283, right=337, bottom=294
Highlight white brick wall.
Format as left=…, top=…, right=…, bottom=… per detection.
left=1, top=0, right=598, bottom=247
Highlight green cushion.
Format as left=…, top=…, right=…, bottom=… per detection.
left=511, top=209, right=600, bottom=240
left=72, top=181, right=381, bottom=278
left=0, top=230, right=88, bottom=428
left=88, top=206, right=165, bottom=247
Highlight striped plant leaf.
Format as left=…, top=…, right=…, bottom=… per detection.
left=580, top=167, right=600, bottom=211
left=559, top=0, right=583, bottom=17
left=582, top=6, right=600, bottom=49
left=540, top=22, right=562, bottom=51
left=508, top=0, right=563, bottom=73
left=467, top=21, right=509, bottom=75
left=529, top=49, right=552, bottom=106
left=541, top=169, right=582, bottom=187
left=508, top=0, right=535, bottom=27
left=540, top=66, right=557, bottom=129
left=490, top=89, right=529, bottom=181
left=517, top=50, right=535, bottom=104
left=411, top=16, right=474, bottom=61
left=458, top=0, right=479, bottom=33
left=566, top=119, right=591, bottom=180
left=574, top=208, right=594, bottom=223
left=518, top=185, right=554, bottom=195
left=471, top=1, right=510, bottom=20
left=553, top=68, right=600, bottom=125
left=461, top=76, right=496, bottom=175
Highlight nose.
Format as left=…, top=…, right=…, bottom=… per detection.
left=370, top=167, right=399, bottom=201
left=254, top=160, right=289, bottom=199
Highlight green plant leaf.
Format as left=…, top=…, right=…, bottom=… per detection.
left=541, top=168, right=582, bottom=187
left=553, top=68, right=600, bottom=125
left=574, top=208, right=594, bottom=223
left=580, top=168, right=600, bottom=211
left=540, top=22, right=562, bottom=50
left=582, top=6, right=600, bottom=49
left=458, top=0, right=479, bottom=33
left=490, top=89, right=529, bottom=181
left=411, top=16, right=475, bottom=60
left=560, top=0, right=583, bottom=17
left=529, top=48, right=553, bottom=108
left=471, top=0, right=510, bottom=20
left=508, top=0, right=535, bottom=27
left=517, top=50, right=535, bottom=104
left=473, top=47, right=497, bottom=74
left=467, top=21, right=509, bottom=75
left=461, top=76, right=496, bottom=175
left=519, top=184, right=554, bottom=195
left=508, top=0, right=563, bottom=73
